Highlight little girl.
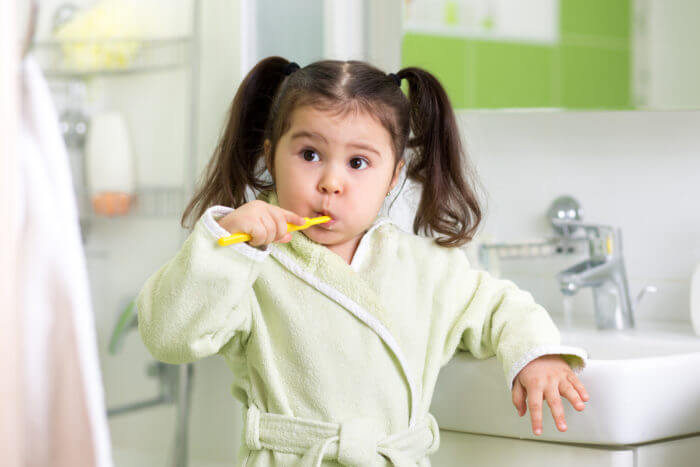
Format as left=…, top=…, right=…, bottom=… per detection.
left=137, top=57, right=589, bottom=467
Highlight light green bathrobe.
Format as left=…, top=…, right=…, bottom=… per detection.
left=137, top=190, right=587, bottom=467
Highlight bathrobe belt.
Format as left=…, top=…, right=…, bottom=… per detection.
left=245, top=404, right=440, bottom=467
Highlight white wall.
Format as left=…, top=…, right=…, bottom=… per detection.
left=388, top=110, right=700, bottom=328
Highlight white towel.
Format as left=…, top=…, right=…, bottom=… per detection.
left=15, top=55, right=113, bottom=467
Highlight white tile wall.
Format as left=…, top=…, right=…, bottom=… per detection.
left=388, top=110, right=700, bottom=325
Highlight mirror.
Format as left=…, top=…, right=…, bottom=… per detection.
left=401, top=0, right=700, bottom=110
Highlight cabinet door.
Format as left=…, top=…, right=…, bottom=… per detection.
left=400, top=0, right=633, bottom=110
left=432, top=430, right=634, bottom=467
left=636, top=435, right=700, bottom=467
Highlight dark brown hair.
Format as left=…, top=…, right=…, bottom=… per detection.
left=181, top=56, right=485, bottom=247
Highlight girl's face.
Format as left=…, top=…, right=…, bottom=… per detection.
left=265, top=104, right=404, bottom=254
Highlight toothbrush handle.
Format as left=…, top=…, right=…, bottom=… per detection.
left=287, top=219, right=312, bottom=233
left=217, top=232, right=253, bottom=246
left=217, top=219, right=311, bottom=246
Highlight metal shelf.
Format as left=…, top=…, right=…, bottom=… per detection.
left=78, top=186, right=185, bottom=219
left=76, top=186, right=186, bottom=250
left=33, top=37, right=191, bottom=78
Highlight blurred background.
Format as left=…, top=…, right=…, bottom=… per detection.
left=6, top=0, right=700, bottom=466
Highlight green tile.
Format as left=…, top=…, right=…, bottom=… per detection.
left=401, top=33, right=469, bottom=108
left=471, top=40, right=556, bottom=108
left=560, top=0, right=631, bottom=41
left=560, top=44, right=632, bottom=109
left=400, top=1, right=633, bottom=110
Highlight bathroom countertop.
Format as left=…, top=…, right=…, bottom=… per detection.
left=433, top=310, right=700, bottom=444
left=549, top=311, right=700, bottom=341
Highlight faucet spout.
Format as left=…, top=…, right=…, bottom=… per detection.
left=554, top=222, right=635, bottom=330
left=557, top=258, right=610, bottom=291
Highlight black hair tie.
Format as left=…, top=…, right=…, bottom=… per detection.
left=388, top=72, right=401, bottom=87
left=284, top=61, right=300, bottom=76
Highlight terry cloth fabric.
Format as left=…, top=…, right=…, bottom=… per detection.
left=137, top=189, right=588, bottom=466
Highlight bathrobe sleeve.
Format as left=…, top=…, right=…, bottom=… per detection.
left=137, top=205, right=270, bottom=364
left=440, top=247, right=588, bottom=391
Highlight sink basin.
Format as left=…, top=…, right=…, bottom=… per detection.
left=430, top=312, right=700, bottom=445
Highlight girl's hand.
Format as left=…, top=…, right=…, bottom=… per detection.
left=511, top=354, right=589, bottom=436
left=217, top=200, right=306, bottom=247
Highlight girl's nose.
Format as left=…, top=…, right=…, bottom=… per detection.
left=318, top=167, right=343, bottom=195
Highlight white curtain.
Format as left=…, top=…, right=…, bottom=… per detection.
left=13, top=55, right=113, bottom=467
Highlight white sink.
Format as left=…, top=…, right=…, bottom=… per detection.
left=430, top=312, right=700, bottom=445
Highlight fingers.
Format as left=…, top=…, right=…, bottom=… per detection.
left=270, top=210, right=291, bottom=243
left=561, top=377, right=586, bottom=411
left=252, top=213, right=276, bottom=246
left=250, top=208, right=304, bottom=246
left=526, top=388, right=544, bottom=435
left=224, top=201, right=306, bottom=246
left=545, top=385, right=568, bottom=432
left=283, top=209, right=306, bottom=226
left=514, top=358, right=590, bottom=437
left=529, top=386, right=568, bottom=435
left=247, top=220, right=268, bottom=247
left=276, top=209, right=306, bottom=242
left=522, top=377, right=587, bottom=436
left=568, top=373, right=590, bottom=402
left=512, top=379, right=527, bottom=417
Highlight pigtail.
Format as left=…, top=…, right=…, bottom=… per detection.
left=398, top=67, right=485, bottom=248
left=180, top=56, right=294, bottom=229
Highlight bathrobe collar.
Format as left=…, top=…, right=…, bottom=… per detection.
left=258, top=190, right=419, bottom=427
left=258, top=189, right=394, bottom=325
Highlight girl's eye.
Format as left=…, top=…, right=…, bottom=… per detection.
left=349, top=157, right=369, bottom=170
left=301, top=149, right=319, bottom=162
left=300, top=149, right=369, bottom=170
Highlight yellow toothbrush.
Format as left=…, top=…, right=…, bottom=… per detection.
left=217, top=215, right=332, bottom=246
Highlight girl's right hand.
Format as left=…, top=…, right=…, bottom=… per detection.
left=216, top=200, right=307, bottom=246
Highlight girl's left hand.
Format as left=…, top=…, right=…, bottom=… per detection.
left=511, top=354, right=589, bottom=436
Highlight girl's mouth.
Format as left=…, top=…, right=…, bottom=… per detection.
left=314, top=212, right=337, bottom=227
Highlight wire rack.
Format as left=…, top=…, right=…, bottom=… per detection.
left=32, top=37, right=191, bottom=77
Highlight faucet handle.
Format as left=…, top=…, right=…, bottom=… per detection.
left=634, top=285, right=657, bottom=310
left=551, top=219, right=615, bottom=238
left=552, top=219, right=620, bottom=261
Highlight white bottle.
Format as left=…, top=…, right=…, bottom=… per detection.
left=691, top=262, right=700, bottom=336
left=85, top=111, right=135, bottom=216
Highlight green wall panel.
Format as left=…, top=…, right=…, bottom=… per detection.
left=401, top=33, right=470, bottom=108
left=401, top=0, right=632, bottom=110
left=560, top=0, right=631, bottom=41
left=471, top=40, right=555, bottom=108
left=558, top=0, right=632, bottom=109
left=560, top=44, right=631, bottom=109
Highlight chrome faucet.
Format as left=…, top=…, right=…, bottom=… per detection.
left=554, top=219, right=655, bottom=330
left=476, top=195, right=656, bottom=330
